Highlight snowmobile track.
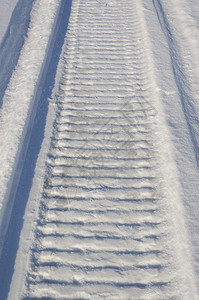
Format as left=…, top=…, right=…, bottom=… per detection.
left=20, top=0, right=190, bottom=299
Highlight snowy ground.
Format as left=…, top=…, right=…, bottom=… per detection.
left=0, top=0, right=199, bottom=299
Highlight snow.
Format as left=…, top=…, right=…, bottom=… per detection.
left=0, top=0, right=60, bottom=266
left=0, top=0, right=18, bottom=43
left=0, top=0, right=36, bottom=107
left=151, top=0, right=199, bottom=285
left=0, top=0, right=199, bottom=299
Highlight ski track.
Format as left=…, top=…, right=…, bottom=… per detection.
left=12, top=0, right=196, bottom=299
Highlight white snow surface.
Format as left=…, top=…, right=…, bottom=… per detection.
left=0, top=0, right=18, bottom=43
left=0, top=0, right=199, bottom=299
left=0, top=0, right=60, bottom=247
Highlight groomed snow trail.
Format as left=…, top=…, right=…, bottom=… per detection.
left=10, top=0, right=197, bottom=299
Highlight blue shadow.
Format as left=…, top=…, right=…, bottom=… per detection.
left=0, top=0, right=34, bottom=108
left=0, top=1, right=72, bottom=299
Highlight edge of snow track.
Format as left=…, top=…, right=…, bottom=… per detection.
left=152, top=0, right=199, bottom=290
left=0, top=0, right=34, bottom=108
left=0, top=1, right=73, bottom=299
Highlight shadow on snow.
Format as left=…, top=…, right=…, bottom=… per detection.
left=0, top=1, right=73, bottom=299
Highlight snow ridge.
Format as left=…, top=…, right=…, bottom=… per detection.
left=0, top=0, right=34, bottom=107
left=153, top=0, right=199, bottom=166
left=0, top=0, right=60, bottom=261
